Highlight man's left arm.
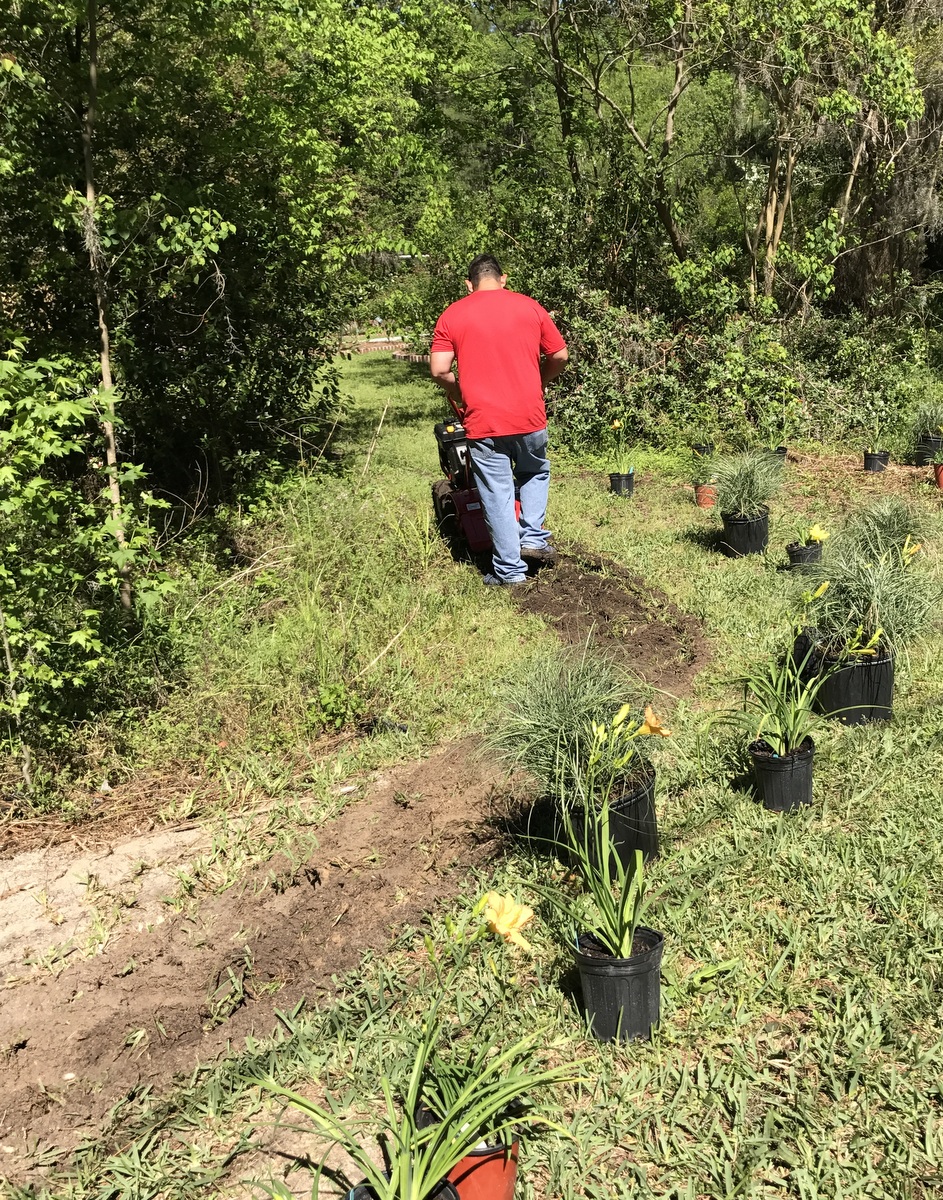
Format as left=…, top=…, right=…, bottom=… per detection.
left=430, top=350, right=464, bottom=415
left=540, top=346, right=568, bottom=386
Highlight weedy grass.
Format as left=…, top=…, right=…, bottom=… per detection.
left=13, top=358, right=943, bottom=1200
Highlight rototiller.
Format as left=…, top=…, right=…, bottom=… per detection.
left=431, top=419, right=520, bottom=553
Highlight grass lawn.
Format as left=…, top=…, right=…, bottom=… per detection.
left=23, top=355, right=943, bottom=1200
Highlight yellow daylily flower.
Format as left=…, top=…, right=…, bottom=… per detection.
left=484, top=892, right=534, bottom=950
left=904, top=538, right=922, bottom=557
left=812, top=581, right=830, bottom=599
left=807, top=524, right=830, bottom=543
left=611, top=419, right=623, bottom=430
left=638, top=705, right=672, bottom=737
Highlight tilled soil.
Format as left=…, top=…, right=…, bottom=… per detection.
left=516, top=549, right=708, bottom=693
left=0, top=741, right=511, bottom=1179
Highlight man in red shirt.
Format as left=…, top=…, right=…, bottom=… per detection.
left=429, top=254, right=568, bottom=585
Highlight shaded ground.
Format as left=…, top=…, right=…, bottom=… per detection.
left=0, top=741, right=515, bottom=1180
left=516, top=549, right=708, bottom=694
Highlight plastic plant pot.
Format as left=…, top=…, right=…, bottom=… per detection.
left=413, top=1105, right=520, bottom=1200
left=773, top=446, right=788, bottom=459
left=934, top=463, right=943, bottom=490
left=720, top=508, right=769, bottom=557
left=572, top=762, right=659, bottom=870
left=348, top=1182, right=459, bottom=1200
left=916, top=434, right=943, bottom=466
left=447, top=1141, right=520, bottom=1200
left=750, top=738, right=814, bottom=812
left=786, top=541, right=822, bottom=568
left=693, top=482, right=717, bottom=508
left=609, top=472, right=634, bottom=496
left=863, top=450, right=890, bottom=472
left=571, top=927, right=664, bottom=1043
left=814, top=652, right=894, bottom=725
left=692, top=442, right=715, bottom=458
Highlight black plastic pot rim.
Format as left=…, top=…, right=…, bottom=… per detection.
left=720, top=506, right=769, bottom=523
left=749, top=737, right=814, bottom=762
left=347, top=1179, right=459, bottom=1200
left=570, top=926, right=664, bottom=972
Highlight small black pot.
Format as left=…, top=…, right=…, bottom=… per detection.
left=863, top=450, right=890, bottom=472
left=571, top=927, right=664, bottom=1043
left=773, top=446, right=788, bottom=460
left=915, top=434, right=943, bottom=467
left=814, top=652, right=894, bottom=725
left=692, top=442, right=715, bottom=458
left=786, top=541, right=822, bottom=568
left=720, top=508, right=769, bottom=557
left=609, top=472, right=634, bottom=496
left=750, top=738, right=814, bottom=812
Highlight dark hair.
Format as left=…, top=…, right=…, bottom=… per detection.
left=466, top=253, right=504, bottom=287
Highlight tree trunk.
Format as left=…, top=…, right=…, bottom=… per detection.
left=546, top=0, right=581, bottom=189
left=81, top=0, right=132, bottom=610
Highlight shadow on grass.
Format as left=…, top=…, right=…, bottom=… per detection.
left=678, top=526, right=724, bottom=554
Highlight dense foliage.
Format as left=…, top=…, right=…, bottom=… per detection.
left=2, top=0, right=943, bottom=789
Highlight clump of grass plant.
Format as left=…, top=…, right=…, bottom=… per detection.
left=910, top=400, right=943, bottom=440
left=485, top=646, right=635, bottom=798
left=711, top=450, right=783, bottom=518
left=802, top=542, right=939, bottom=656
left=835, top=496, right=929, bottom=562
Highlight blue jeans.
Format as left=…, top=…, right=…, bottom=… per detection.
left=468, top=430, right=552, bottom=582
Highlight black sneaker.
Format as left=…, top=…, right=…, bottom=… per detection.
left=520, top=545, right=559, bottom=565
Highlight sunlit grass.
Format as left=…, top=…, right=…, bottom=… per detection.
left=34, top=356, right=943, bottom=1200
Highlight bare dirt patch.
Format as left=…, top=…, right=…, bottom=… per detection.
left=516, top=549, right=708, bottom=694
left=0, top=739, right=509, bottom=1181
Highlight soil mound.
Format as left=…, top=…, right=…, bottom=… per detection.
left=516, top=549, right=707, bottom=693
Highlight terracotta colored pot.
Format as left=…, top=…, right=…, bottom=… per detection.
left=693, top=482, right=716, bottom=508
left=934, top=463, right=943, bottom=489
left=447, top=1140, right=519, bottom=1200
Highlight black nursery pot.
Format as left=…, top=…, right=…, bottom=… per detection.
left=773, top=445, right=788, bottom=459
left=750, top=738, right=814, bottom=813
left=609, top=472, right=634, bottom=496
left=814, top=652, right=895, bottom=725
left=571, top=927, right=664, bottom=1043
left=915, top=434, right=943, bottom=467
left=720, top=508, right=769, bottom=557
left=863, top=450, right=890, bottom=472
left=786, top=541, right=822, bottom=568
left=575, top=763, right=659, bottom=868
left=692, top=442, right=715, bottom=458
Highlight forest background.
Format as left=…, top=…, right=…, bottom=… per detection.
left=1, top=0, right=943, bottom=800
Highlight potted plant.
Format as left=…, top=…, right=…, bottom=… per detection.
left=711, top=451, right=783, bottom=557
left=538, top=811, right=663, bottom=1043
left=486, top=650, right=661, bottom=864
left=786, top=523, right=829, bottom=568
left=691, top=437, right=715, bottom=458
left=254, top=1010, right=578, bottom=1200
left=690, top=451, right=717, bottom=508
left=725, top=648, right=835, bottom=812
left=558, top=704, right=672, bottom=866
left=863, top=417, right=890, bottom=472
left=417, top=1040, right=530, bottom=1200
left=910, top=402, right=943, bottom=466
left=798, top=537, right=938, bottom=724
left=608, top=418, right=634, bottom=496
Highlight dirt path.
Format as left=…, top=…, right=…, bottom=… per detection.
left=0, top=741, right=511, bottom=1180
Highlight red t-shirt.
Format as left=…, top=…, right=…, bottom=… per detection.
left=430, top=289, right=566, bottom=439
